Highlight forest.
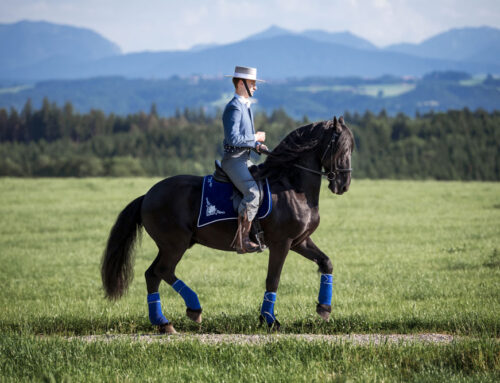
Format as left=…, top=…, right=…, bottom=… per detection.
left=0, top=98, right=498, bottom=180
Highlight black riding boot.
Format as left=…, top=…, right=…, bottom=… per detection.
left=231, top=212, right=260, bottom=254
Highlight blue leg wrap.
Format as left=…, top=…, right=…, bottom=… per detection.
left=318, top=274, right=333, bottom=306
left=147, top=292, right=169, bottom=325
left=172, top=279, right=202, bottom=310
left=260, top=291, right=277, bottom=325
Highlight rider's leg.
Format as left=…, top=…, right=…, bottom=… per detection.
left=221, top=151, right=260, bottom=252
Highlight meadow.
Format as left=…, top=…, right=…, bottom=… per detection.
left=295, top=83, right=416, bottom=98
left=0, top=178, right=499, bottom=381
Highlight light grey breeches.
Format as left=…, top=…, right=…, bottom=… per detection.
left=221, top=150, right=260, bottom=221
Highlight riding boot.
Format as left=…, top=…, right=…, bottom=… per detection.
left=231, top=212, right=260, bottom=254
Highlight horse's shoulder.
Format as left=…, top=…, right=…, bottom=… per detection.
left=267, top=187, right=319, bottom=224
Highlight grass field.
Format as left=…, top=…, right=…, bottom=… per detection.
left=295, top=83, right=417, bottom=98
left=0, top=178, right=499, bottom=381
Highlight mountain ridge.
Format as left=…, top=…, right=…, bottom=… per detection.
left=1, top=21, right=499, bottom=80
left=386, top=26, right=500, bottom=63
left=0, top=20, right=121, bottom=72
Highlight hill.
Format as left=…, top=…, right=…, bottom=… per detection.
left=0, top=72, right=498, bottom=119
left=244, top=25, right=376, bottom=50
left=0, top=20, right=121, bottom=75
left=386, top=26, right=500, bottom=64
left=1, top=22, right=499, bottom=81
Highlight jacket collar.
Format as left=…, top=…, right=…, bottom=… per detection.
left=234, top=93, right=251, bottom=108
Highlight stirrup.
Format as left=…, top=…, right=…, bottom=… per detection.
left=251, top=219, right=267, bottom=252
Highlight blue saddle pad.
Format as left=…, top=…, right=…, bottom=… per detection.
left=197, top=175, right=272, bottom=227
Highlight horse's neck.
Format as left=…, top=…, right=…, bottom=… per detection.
left=286, top=152, right=323, bottom=207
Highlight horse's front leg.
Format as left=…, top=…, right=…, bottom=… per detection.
left=260, top=240, right=292, bottom=331
left=292, top=237, right=333, bottom=321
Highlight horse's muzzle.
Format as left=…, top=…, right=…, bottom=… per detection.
left=329, top=180, right=349, bottom=195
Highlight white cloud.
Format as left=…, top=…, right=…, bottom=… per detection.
left=372, top=0, right=391, bottom=9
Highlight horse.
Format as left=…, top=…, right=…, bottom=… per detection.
left=101, top=116, right=354, bottom=333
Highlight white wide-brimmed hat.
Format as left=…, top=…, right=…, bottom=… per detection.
left=225, top=66, right=265, bottom=82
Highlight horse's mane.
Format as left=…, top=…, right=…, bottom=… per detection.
left=256, top=119, right=332, bottom=181
left=256, top=118, right=354, bottom=182
left=333, top=121, right=355, bottom=166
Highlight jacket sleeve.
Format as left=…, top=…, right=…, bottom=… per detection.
left=223, top=104, right=256, bottom=147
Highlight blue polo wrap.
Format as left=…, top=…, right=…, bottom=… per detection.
left=318, top=274, right=333, bottom=306
left=172, top=279, right=201, bottom=310
left=147, top=292, right=169, bottom=325
left=260, top=291, right=277, bottom=325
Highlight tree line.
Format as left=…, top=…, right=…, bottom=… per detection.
left=0, top=98, right=498, bottom=180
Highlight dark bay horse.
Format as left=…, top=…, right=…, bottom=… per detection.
left=101, top=116, right=354, bottom=333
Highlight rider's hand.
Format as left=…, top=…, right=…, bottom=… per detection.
left=255, top=131, right=266, bottom=142
left=257, top=144, right=269, bottom=153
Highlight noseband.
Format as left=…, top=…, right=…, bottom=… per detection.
left=292, top=128, right=353, bottom=180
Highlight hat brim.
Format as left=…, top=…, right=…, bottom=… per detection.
left=224, top=74, right=265, bottom=83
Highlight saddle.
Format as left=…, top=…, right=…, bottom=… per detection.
left=212, top=160, right=267, bottom=250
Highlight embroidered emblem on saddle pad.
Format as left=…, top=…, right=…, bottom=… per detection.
left=197, top=175, right=272, bottom=227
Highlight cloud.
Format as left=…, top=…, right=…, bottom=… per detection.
left=372, top=0, right=391, bottom=9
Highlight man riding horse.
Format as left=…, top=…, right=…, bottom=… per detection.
left=101, top=63, right=354, bottom=332
left=221, top=66, right=268, bottom=253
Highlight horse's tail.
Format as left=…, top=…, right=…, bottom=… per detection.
left=101, top=195, right=144, bottom=300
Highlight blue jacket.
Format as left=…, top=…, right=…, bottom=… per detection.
left=222, top=96, right=257, bottom=148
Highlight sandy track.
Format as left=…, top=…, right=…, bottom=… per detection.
left=67, top=333, right=463, bottom=345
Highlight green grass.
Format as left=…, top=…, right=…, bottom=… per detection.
left=295, top=83, right=416, bottom=97
left=1, top=336, right=499, bottom=382
left=0, top=178, right=499, bottom=381
left=459, top=75, right=487, bottom=87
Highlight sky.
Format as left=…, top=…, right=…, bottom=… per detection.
left=1, top=0, right=500, bottom=53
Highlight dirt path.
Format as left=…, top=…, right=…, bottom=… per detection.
left=68, top=333, right=463, bottom=345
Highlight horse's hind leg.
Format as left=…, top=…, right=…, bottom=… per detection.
left=291, top=237, right=333, bottom=321
left=145, top=252, right=177, bottom=334
left=145, top=253, right=162, bottom=293
left=148, top=240, right=203, bottom=326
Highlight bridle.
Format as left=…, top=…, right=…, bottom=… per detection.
left=292, top=127, right=353, bottom=181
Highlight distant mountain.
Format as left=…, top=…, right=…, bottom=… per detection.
left=84, top=34, right=500, bottom=79
left=301, top=29, right=376, bottom=50
left=386, top=26, right=500, bottom=63
left=244, top=25, right=292, bottom=41
left=189, top=42, right=220, bottom=52
left=0, top=20, right=121, bottom=72
left=245, top=25, right=377, bottom=50
left=1, top=22, right=499, bottom=81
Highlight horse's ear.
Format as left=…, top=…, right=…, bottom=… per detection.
left=339, top=116, right=344, bottom=125
left=332, top=116, right=342, bottom=132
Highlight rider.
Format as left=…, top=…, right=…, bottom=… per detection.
left=222, top=66, right=268, bottom=253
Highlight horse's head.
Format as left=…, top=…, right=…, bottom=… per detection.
left=320, top=116, right=354, bottom=195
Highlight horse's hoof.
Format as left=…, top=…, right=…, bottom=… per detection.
left=259, top=315, right=281, bottom=332
left=186, top=308, right=202, bottom=323
left=158, top=323, right=177, bottom=334
left=270, top=319, right=281, bottom=332
left=316, top=303, right=331, bottom=321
